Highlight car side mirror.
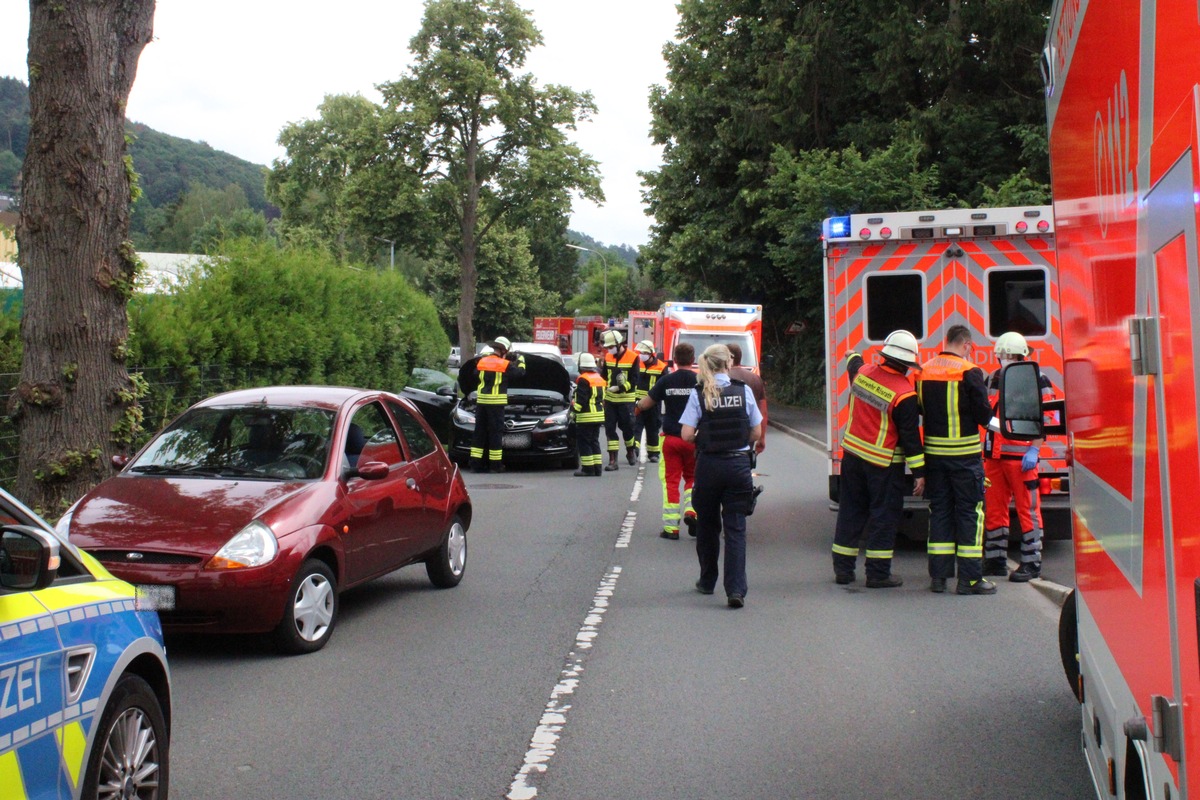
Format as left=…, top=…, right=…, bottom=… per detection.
left=353, top=461, right=390, bottom=480
left=112, top=454, right=130, bottom=470
left=436, top=385, right=457, bottom=397
left=998, top=362, right=1050, bottom=440
left=0, top=525, right=61, bottom=591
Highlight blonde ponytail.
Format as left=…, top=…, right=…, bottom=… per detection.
left=698, top=344, right=732, bottom=411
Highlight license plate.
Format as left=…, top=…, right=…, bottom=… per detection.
left=135, top=584, right=176, bottom=611
left=502, top=433, right=532, bottom=449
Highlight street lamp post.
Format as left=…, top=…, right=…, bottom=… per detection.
left=566, top=243, right=608, bottom=317
left=375, top=236, right=396, bottom=271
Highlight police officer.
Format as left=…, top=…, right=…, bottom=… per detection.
left=572, top=352, right=606, bottom=477
left=470, top=336, right=526, bottom=473
left=637, top=342, right=698, bottom=539
left=600, top=329, right=641, bottom=470
left=983, top=331, right=1054, bottom=581
left=681, top=344, right=763, bottom=608
left=919, top=324, right=996, bottom=594
left=632, top=340, right=668, bottom=463
left=831, top=331, right=925, bottom=587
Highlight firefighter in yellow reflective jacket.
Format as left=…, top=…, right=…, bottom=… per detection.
left=918, top=324, right=997, bottom=595
left=470, top=336, right=526, bottom=473
left=831, top=330, right=925, bottom=587
left=572, top=352, right=606, bottom=476
left=632, top=340, right=668, bottom=463
left=600, top=329, right=641, bottom=470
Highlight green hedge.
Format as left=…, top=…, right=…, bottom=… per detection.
left=2, top=240, right=450, bottom=485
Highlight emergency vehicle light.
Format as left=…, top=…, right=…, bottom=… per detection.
left=973, top=225, right=996, bottom=236
left=944, top=227, right=963, bottom=236
left=1015, top=220, right=1029, bottom=232
left=879, top=227, right=893, bottom=239
left=859, top=227, right=872, bottom=240
left=827, top=216, right=851, bottom=238
left=1037, top=220, right=1051, bottom=232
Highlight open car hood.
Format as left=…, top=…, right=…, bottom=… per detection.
left=458, top=353, right=571, bottom=399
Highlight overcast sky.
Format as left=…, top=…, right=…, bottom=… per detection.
left=0, top=2, right=681, bottom=248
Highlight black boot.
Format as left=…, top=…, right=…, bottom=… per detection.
left=626, top=446, right=637, bottom=465
left=604, top=453, right=619, bottom=471
left=573, top=466, right=589, bottom=476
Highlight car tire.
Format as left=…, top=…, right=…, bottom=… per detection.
left=276, top=559, right=338, bottom=654
left=82, top=673, right=170, bottom=800
left=426, top=515, right=467, bottom=588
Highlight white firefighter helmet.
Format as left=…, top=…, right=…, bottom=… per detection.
left=601, top=329, right=624, bottom=348
left=635, top=340, right=655, bottom=355
left=489, top=335, right=512, bottom=353
left=478, top=345, right=495, bottom=356
left=880, top=330, right=920, bottom=368
left=994, top=331, right=1030, bottom=359
left=577, top=352, right=597, bottom=370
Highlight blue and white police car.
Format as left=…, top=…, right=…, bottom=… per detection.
left=0, top=488, right=171, bottom=799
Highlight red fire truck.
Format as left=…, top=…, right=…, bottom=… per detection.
left=821, top=206, right=1069, bottom=510
left=1034, top=0, right=1200, bottom=796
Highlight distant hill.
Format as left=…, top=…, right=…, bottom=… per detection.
left=0, top=76, right=273, bottom=219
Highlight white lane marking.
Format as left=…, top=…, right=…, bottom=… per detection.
left=615, top=512, right=636, bottom=549
left=630, top=463, right=644, bottom=503
left=506, top=566, right=623, bottom=800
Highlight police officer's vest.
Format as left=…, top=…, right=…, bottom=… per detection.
left=573, top=372, right=607, bottom=424
left=476, top=354, right=522, bottom=405
left=843, top=362, right=918, bottom=468
left=635, top=359, right=667, bottom=399
left=918, top=353, right=985, bottom=457
left=694, top=380, right=750, bottom=453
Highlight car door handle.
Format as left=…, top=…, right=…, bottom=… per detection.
left=406, top=478, right=418, bottom=491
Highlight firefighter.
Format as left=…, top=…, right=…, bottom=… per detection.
left=983, top=332, right=1053, bottom=581
left=637, top=341, right=699, bottom=539
left=918, top=324, right=997, bottom=595
left=600, top=329, right=641, bottom=470
left=632, top=339, right=668, bottom=463
left=831, top=330, right=925, bottom=587
left=680, top=344, right=763, bottom=608
left=470, top=336, right=526, bottom=473
left=572, top=352, right=606, bottom=477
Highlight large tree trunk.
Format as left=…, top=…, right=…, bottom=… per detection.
left=13, top=0, right=154, bottom=512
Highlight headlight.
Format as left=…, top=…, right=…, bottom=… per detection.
left=453, top=406, right=476, bottom=425
left=540, top=410, right=569, bottom=428
left=206, top=520, right=279, bottom=569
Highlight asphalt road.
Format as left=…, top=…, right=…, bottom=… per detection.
left=163, top=430, right=1093, bottom=799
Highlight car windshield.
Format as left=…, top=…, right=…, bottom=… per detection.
left=678, top=332, right=758, bottom=368
left=408, top=368, right=456, bottom=392
left=130, top=405, right=336, bottom=480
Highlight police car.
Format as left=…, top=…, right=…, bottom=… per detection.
left=0, top=488, right=171, bottom=799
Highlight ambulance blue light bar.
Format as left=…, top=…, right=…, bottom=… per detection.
left=673, top=304, right=758, bottom=314
left=826, top=216, right=852, bottom=239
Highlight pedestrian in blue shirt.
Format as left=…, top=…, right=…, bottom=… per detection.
left=680, top=344, right=763, bottom=608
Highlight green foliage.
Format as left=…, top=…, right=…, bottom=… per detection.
left=642, top=0, right=1053, bottom=405
left=128, top=239, right=449, bottom=435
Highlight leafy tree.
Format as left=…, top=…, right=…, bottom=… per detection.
left=147, top=182, right=260, bottom=252
left=642, top=0, right=1052, bottom=404
left=14, top=0, right=154, bottom=510
left=378, top=0, right=603, bottom=354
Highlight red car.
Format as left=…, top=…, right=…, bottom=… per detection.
left=58, top=386, right=472, bottom=654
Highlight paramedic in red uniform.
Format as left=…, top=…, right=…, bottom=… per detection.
left=831, top=330, right=925, bottom=588
left=919, top=325, right=997, bottom=595
left=983, top=332, right=1053, bottom=581
left=637, top=342, right=699, bottom=539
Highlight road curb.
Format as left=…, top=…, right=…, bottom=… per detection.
left=1030, top=576, right=1072, bottom=608
left=769, top=419, right=824, bottom=451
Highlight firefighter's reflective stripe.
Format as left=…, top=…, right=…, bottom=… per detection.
left=832, top=543, right=859, bottom=557
left=603, top=349, right=639, bottom=403
left=573, top=373, right=606, bottom=423
left=476, top=354, right=515, bottom=405
left=1, top=582, right=143, bottom=800
left=919, top=354, right=984, bottom=456
left=865, top=549, right=893, bottom=560
left=843, top=364, right=922, bottom=469
left=635, top=362, right=667, bottom=399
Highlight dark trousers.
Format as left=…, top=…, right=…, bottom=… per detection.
left=832, top=453, right=905, bottom=580
left=693, top=450, right=753, bottom=598
left=926, top=455, right=986, bottom=581
left=576, top=422, right=603, bottom=468
left=471, top=404, right=505, bottom=466
left=634, top=407, right=662, bottom=454
left=605, top=402, right=635, bottom=452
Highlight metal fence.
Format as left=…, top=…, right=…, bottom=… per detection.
left=0, top=365, right=260, bottom=490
